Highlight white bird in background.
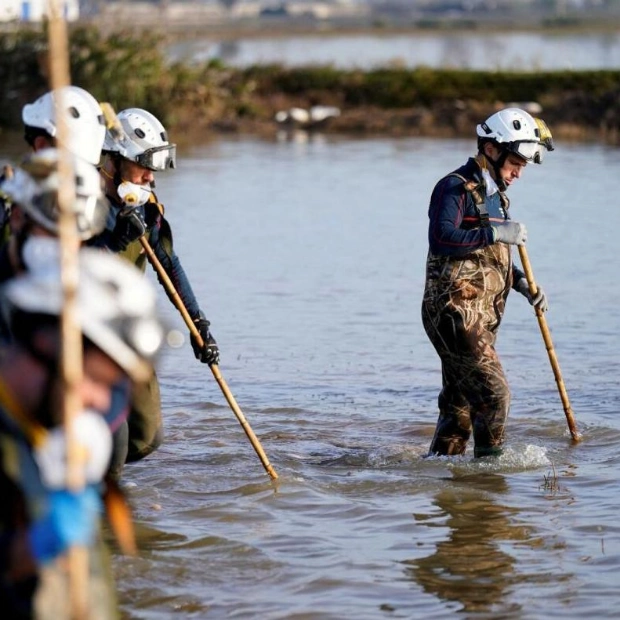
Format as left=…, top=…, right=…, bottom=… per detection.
left=275, top=105, right=341, bottom=127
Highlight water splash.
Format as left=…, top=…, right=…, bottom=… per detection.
left=444, top=444, right=551, bottom=474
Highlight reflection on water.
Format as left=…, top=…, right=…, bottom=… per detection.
left=407, top=475, right=527, bottom=614
left=169, top=32, right=620, bottom=70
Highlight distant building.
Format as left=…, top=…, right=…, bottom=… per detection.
left=0, top=0, right=80, bottom=22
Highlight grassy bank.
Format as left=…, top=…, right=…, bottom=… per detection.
left=2, top=25, right=620, bottom=145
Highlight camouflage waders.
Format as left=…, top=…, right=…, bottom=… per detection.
left=422, top=242, right=514, bottom=457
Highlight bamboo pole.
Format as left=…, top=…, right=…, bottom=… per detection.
left=137, top=237, right=279, bottom=480
left=46, top=2, right=89, bottom=617
left=518, top=245, right=581, bottom=442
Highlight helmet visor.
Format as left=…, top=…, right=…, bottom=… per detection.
left=510, top=141, right=540, bottom=163
left=135, top=144, right=177, bottom=171
left=534, top=118, right=555, bottom=152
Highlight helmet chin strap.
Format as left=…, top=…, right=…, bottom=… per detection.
left=482, top=148, right=509, bottom=192
left=112, top=155, right=124, bottom=194
left=100, top=155, right=124, bottom=200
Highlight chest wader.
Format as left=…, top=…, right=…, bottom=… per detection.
left=422, top=176, right=514, bottom=457
left=110, top=199, right=167, bottom=477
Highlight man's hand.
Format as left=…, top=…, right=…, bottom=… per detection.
left=191, top=312, right=220, bottom=365
left=112, top=207, right=147, bottom=250
left=515, top=277, right=549, bottom=312
left=29, top=486, right=101, bottom=564
left=492, top=221, right=527, bottom=245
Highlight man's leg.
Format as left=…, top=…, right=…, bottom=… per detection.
left=428, top=364, right=473, bottom=456
left=126, top=372, right=163, bottom=463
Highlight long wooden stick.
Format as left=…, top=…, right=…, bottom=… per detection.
left=47, top=1, right=89, bottom=617
left=518, top=245, right=581, bottom=442
left=138, top=237, right=279, bottom=480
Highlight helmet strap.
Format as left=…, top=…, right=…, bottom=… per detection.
left=101, top=154, right=125, bottom=201
left=481, top=145, right=509, bottom=192
left=112, top=156, right=124, bottom=194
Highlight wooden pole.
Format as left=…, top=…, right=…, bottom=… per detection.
left=138, top=237, right=279, bottom=480
left=46, top=2, right=89, bottom=617
left=518, top=245, right=581, bottom=442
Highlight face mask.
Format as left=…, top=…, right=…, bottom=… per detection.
left=21, top=236, right=60, bottom=273
left=34, top=409, right=113, bottom=488
left=117, top=181, right=151, bottom=207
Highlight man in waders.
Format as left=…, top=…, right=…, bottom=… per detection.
left=0, top=248, right=165, bottom=619
left=90, top=108, right=219, bottom=478
left=422, top=107, right=554, bottom=458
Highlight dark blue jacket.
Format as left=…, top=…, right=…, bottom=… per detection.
left=428, top=157, right=507, bottom=257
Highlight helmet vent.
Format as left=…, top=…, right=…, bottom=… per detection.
left=134, top=128, right=146, bottom=139
left=68, top=106, right=80, bottom=119
left=513, top=120, right=521, bottom=130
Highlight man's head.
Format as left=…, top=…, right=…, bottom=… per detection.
left=100, top=108, right=176, bottom=203
left=0, top=148, right=109, bottom=242
left=22, top=86, right=106, bottom=166
left=476, top=107, right=554, bottom=190
left=0, top=249, right=165, bottom=425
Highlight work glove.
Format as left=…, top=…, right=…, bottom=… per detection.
left=29, top=485, right=102, bottom=564
left=190, top=311, right=220, bottom=365
left=492, top=221, right=527, bottom=245
left=28, top=410, right=111, bottom=564
left=515, top=277, right=549, bottom=312
left=111, top=206, right=147, bottom=251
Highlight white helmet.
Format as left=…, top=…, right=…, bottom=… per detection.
left=477, top=107, right=550, bottom=164
left=102, top=108, right=176, bottom=171
left=1, top=248, right=165, bottom=382
left=0, top=148, right=109, bottom=241
left=22, top=86, right=106, bottom=166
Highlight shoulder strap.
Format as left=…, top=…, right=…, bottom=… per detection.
left=148, top=191, right=165, bottom=216
left=446, top=173, right=490, bottom=227
left=499, top=191, right=510, bottom=212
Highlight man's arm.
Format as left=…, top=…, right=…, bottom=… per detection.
left=148, top=211, right=219, bottom=364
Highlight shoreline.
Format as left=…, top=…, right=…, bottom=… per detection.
left=1, top=25, right=620, bottom=148
left=81, top=11, right=620, bottom=40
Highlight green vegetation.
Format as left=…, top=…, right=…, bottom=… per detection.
left=2, top=25, right=620, bottom=143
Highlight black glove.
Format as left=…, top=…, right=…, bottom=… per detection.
left=190, top=312, right=220, bottom=365
left=112, top=207, right=147, bottom=251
